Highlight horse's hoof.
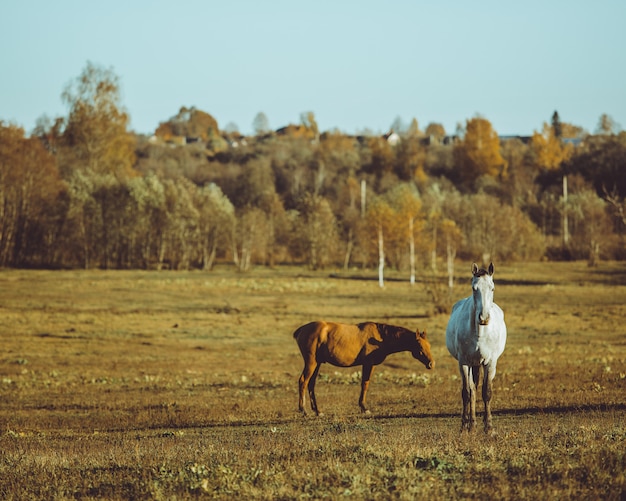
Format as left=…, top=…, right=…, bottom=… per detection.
left=316, top=412, right=324, bottom=417
left=460, top=423, right=476, bottom=433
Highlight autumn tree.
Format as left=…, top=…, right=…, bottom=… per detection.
left=300, top=111, right=319, bottom=143
left=387, top=183, right=424, bottom=284
left=551, top=111, right=563, bottom=139
left=407, top=118, right=421, bottom=137
left=155, top=106, right=220, bottom=143
left=561, top=138, right=626, bottom=256
left=296, top=194, right=338, bottom=270
left=126, top=173, right=167, bottom=268
left=232, top=207, right=269, bottom=271
left=60, top=61, right=136, bottom=180
left=0, top=123, right=62, bottom=266
left=253, top=112, right=270, bottom=135
left=531, top=116, right=584, bottom=252
left=364, top=136, right=394, bottom=179
left=395, top=136, right=427, bottom=183
left=530, top=122, right=573, bottom=171
left=439, top=219, right=462, bottom=289
left=332, top=175, right=364, bottom=269
left=92, top=175, right=137, bottom=268
left=63, top=170, right=101, bottom=268
left=262, top=135, right=315, bottom=208
left=424, top=122, right=446, bottom=141
left=33, top=114, right=65, bottom=154
left=565, top=131, right=626, bottom=198
left=568, top=187, right=613, bottom=265
left=443, top=192, right=545, bottom=262
left=421, top=182, right=469, bottom=270
left=161, top=177, right=200, bottom=270
left=596, top=113, right=619, bottom=135
left=390, top=116, right=407, bottom=135
left=194, top=183, right=235, bottom=270
left=453, top=117, right=506, bottom=189
left=500, top=137, right=533, bottom=207
left=315, top=132, right=360, bottom=199
left=226, top=157, right=289, bottom=266
left=228, top=157, right=276, bottom=209
left=55, top=62, right=139, bottom=268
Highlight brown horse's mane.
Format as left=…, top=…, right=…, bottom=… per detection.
left=365, top=322, right=413, bottom=341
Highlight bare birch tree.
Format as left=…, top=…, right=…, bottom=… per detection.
left=366, top=197, right=395, bottom=288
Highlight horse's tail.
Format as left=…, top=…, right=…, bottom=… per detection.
left=293, top=321, right=317, bottom=340
left=293, top=324, right=305, bottom=340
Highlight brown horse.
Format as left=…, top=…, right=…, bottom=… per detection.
left=293, top=321, right=434, bottom=415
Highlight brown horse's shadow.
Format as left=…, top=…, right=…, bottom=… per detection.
left=187, top=402, right=626, bottom=432
left=104, top=402, right=626, bottom=434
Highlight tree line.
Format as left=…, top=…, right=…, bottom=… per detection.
left=1, top=62, right=625, bottom=274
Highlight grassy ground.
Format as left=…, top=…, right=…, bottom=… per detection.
left=0, top=262, right=625, bottom=499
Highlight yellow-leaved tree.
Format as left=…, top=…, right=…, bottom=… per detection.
left=59, top=62, right=137, bottom=268
left=389, top=184, right=424, bottom=285
left=453, top=117, right=506, bottom=189
left=60, top=62, right=136, bottom=180
left=530, top=122, right=574, bottom=171
left=0, top=123, right=62, bottom=266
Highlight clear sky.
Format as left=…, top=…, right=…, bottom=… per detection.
left=1, top=0, right=625, bottom=137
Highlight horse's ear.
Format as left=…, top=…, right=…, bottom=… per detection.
left=472, top=263, right=479, bottom=275
left=488, top=262, right=494, bottom=276
left=416, top=329, right=426, bottom=339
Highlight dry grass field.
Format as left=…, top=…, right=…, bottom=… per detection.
left=0, top=261, right=625, bottom=500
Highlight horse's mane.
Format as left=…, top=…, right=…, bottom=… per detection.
left=372, top=323, right=412, bottom=341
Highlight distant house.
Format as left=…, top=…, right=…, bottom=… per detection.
left=275, top=124, right=316, bottom=140
left=498, top=135, right=532, bottom=144
left=562, top=137, right=583, bottom=147
left=224, top=133, right=248, bottom=148
left=383, top=130, right=400, bottom=146
left=497, top=135, right=582, bottom=147
left=420, top=134, right=449, bottom=146
left=442, top=135, right=460, bottom=145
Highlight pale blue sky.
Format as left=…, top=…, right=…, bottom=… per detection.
left=1, top=1, right=624, bottom=136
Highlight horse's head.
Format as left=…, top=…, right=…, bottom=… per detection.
left=472, top=262, right=495, bottom=326
left=412, top=330, right=434, bottom=369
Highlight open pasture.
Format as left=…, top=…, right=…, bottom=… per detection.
left=0, top=262, right=625, bottom=499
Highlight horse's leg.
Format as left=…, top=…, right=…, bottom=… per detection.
left=298, top=368, right=308, bottom=414
left=359, top=364, right=374, bottom=414
left=482, top=362, right=497, bottom=434
left=298, top=359, right=318, bottom=415
left=460, top=364, right=473, bottom=431
left=470, top=365, right=480, bottom=431
left=308, top=364, right=323, bottom=416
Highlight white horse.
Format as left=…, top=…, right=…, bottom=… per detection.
left=446, top=262, right=507, bottom=433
